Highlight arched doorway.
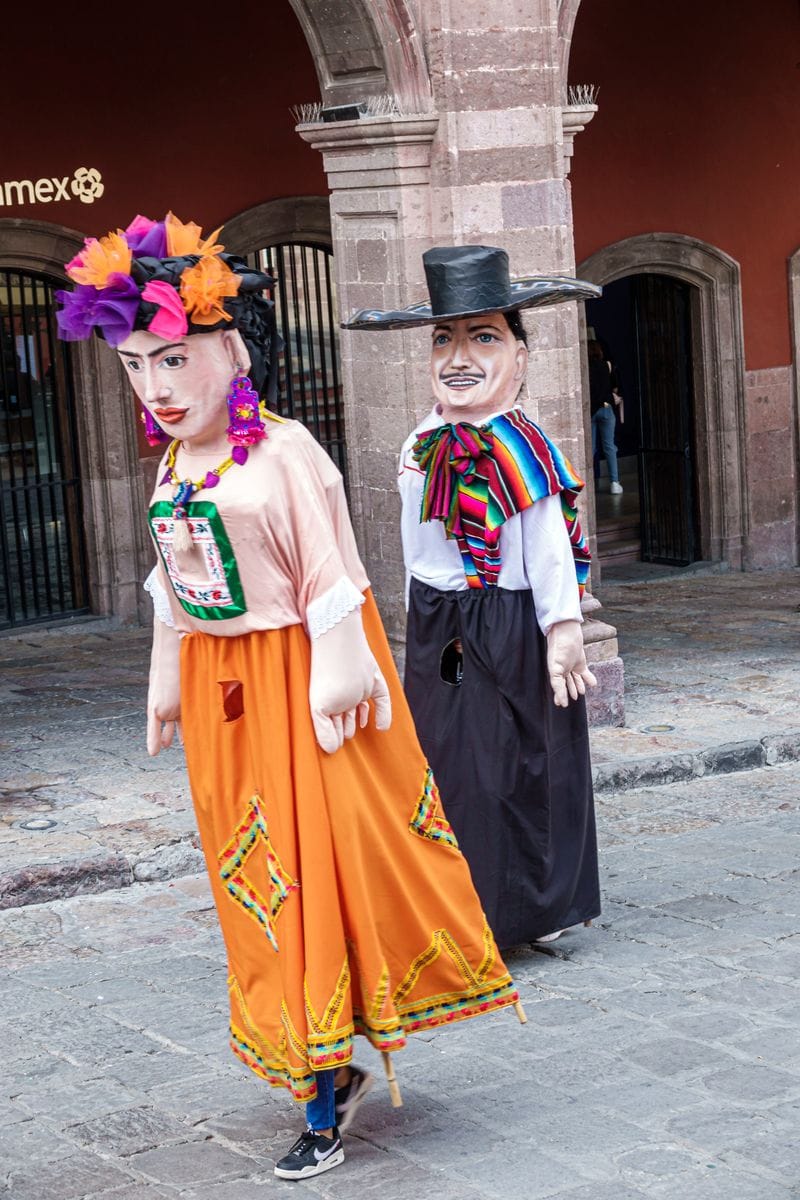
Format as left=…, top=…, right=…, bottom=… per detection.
left=0, top=268, right=87, bottom=626
left=587, top=272, right=700, bottom=568
left=579, top=233, right=748, bottom=572
left=224, top=197, right=346, bottom=485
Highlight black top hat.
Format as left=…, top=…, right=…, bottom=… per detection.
left=342, top=245, right=601, bottom=330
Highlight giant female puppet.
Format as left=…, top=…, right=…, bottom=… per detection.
left=56, top=218, right=523, bottom=1181
left=344, top=245, right=602, bottom=949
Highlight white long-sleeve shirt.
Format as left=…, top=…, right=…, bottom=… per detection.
left=398, top=406, right=583, bottom=635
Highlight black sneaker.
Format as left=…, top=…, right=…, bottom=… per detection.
left=273, top=1127, right=344, bottom=1180
left=334, top=1065, right=374, bottom=1133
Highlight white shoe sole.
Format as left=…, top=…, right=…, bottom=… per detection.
left=337, top=1071, right=375, bottom=1133
left=534, top=929, right=564, bottom=943
left=274, top=1148, right=345, bottom=1179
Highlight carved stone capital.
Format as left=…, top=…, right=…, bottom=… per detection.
left=561, top=103, right=598, bottom=174
left=297, top=114, right=440, bottom=188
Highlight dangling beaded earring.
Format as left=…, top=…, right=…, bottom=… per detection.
left=140, top=405, right=169, bottom=446
left=226, top=372, right=265, bottom=461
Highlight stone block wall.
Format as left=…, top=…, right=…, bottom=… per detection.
left=743, top=366, right=798, bottom=568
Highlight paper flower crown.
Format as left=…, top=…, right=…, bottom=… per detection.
left=55, top=213, right=277, bottom=390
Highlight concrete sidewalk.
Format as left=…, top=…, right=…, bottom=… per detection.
left=1, top=568, right=799, bottom=909
left=592, top=567, right=800, bottom=787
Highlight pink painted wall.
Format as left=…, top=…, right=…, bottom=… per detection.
left=569, top=0, right=800, bottom=370
left=0, top=2, right=326, bottom=236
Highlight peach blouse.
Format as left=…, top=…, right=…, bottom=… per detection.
left=147, top=419, right=369, bottom=638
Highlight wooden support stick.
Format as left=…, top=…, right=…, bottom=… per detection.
left=584, top=920, right=593, bottom=927
left=513, top=1000, right=528, bottom=1025
left=381, top=1052, right=403, bottom=1107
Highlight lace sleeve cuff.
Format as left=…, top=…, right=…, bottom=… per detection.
left=144, top=566, right=176, bottom=629
left=306, top=576, right=365, bottom=640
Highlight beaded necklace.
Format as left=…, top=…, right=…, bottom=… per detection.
left=161, top=439, right=249, bottom=552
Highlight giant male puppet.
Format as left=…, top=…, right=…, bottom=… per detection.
left=345, top=246, right=602, bottom=949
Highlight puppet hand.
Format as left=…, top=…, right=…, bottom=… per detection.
left=146, top=619, right=182, bottom=757
left=146, top=696, right=181, bottom=758
left=546, top=619, right=597, bottom=708
left=309, top=607, right=392, bottom=753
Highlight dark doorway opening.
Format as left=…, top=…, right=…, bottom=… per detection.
left=246, top=242, right=347, bottom=492
left=587, top=273, right=700, bottom=571
left=0, top=270, right=88, bottom=629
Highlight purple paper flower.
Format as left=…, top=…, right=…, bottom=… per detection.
left=55, top=272, right=141, bottom=347
left=55, top=285, right=102, bottom=341
left=124, top=215, right=167, bottom=259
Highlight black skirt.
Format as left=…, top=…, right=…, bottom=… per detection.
left=405, top=578, right=601, bottom=948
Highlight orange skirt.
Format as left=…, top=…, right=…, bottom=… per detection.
left=180, top=592, right=519, bottom=1101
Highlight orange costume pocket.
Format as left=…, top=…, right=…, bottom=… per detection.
left=180, top=591, right=519, bottom=1102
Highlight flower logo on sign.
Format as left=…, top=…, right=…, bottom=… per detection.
left=71, top=167, right=104, bottom=204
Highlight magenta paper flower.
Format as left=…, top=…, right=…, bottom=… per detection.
left=142, top=280, right=188, bottom=340
left=124, top=215, right=167, bottom=258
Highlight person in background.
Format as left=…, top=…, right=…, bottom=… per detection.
left=588, top=338, right=623, bottom=495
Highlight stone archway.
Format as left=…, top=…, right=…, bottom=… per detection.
left=578, top=232, right=748, bottom=568
left=557, top=0, right=583, bottom=99
left=0, top=218, right=151, bottom=622
left=222, top=196, right=332, bottom=255
left=287, top=0, right=432, bottom=114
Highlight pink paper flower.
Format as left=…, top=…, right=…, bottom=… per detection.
left=125, top=214, right=155, bottom=239
left=125, top=215, right=167, bottom=258
left=142, top=280, right=188, bottom=340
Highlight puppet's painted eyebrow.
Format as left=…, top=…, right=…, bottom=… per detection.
left=432, top=322, right=502, bottom=336
left=118, top=342, right=187, bottom=359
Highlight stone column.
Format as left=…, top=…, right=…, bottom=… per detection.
left=73, top=340, right=153, bottom=625
left=297, top=115, right=440, bottom=642
left=299, top=0, right=624, bottom=721
left=417, top=0, right=584, bottom=464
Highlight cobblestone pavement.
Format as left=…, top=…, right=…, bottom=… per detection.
left=2, top=570, right=799, bottom=908
left=3, top=760, right=800, bottom=1199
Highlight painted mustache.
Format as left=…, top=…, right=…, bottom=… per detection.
left=440, top=373, right=485, bottom=388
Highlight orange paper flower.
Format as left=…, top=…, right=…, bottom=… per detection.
left=165, top=212, right=224, bottom=258
left=180, top=255, right=241, bottom=325
left=66, top=232, right=132, bottom=287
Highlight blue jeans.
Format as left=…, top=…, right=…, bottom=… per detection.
left=306, top=1069, right=335, bottom=1131
left=592, top=405, right=619, bottom=483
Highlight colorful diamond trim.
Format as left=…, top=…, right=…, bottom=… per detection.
left=218, top=795, right=298, bottom=951
left=409, top=767, right=459, bottom=850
